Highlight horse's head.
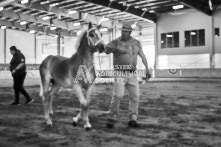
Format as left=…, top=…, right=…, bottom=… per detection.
left=86, top=22, right=105, bottom=53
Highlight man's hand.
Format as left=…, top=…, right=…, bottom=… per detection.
left=145, top=69, right=151, bottom=81
left=11, top=69, right=16, bottom=75
left=141, top=70, right=151, bottom=84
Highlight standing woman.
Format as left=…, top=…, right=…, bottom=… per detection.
left=9, top=46, right=34, bottom=105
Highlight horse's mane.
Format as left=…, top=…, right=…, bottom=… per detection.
left=75, top=27, right=98, bottom=50
left=75, top=29, right=87, bottom=50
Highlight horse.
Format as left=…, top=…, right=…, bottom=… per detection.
left=39, top=22, right=105, bottom=130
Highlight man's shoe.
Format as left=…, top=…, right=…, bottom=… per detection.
left=10, top=102, right=21, bottom=106
left=25, top=99, right=34, bottom=105
left=128, top=120, right=140, bottom=128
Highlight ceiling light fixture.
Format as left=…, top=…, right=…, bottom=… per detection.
left=20, top=21, right=27, bottom=25
left=149, top=10, right=155, bottom=13
left=172, top=5, right=184, bottom=10
left=166, top=34, right=173, bottom=37
left=50, top=26, right=57, bottom=30
left=40, top=1, right=50, bottom=5
left=190, top=32, right=196, bottom=35
left=100, top=17, right=109, bottom=22
left=0, top=7, right=4, bottom=11
left=29, top=30, right=35, bottom=34
left=21, top=0, right=29, bottom=4
left=208, top=0, right=213, bottom=10
left=73, top=22, right=81, bottom=26
left=69, top=10, right=77, bottom=14
left=99, top=16, right=109, bottom=24
left=42, top=16, right=51, bottom=20
left=131, top=22, right=137, bottom=28
left=100, top=28, right=108, bottom=32
left=142, top=8, right=147, bottom=11
left=1, top=26, right=7, bottom=29
left=50, top=3, right=59, bottom=7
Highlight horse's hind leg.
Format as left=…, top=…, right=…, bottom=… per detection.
left=41, top=79, right=54, bottom=126
left=48, top=84, right=59, bottom=116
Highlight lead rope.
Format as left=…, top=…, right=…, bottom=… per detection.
left=98, top=53, right=102, bottom=70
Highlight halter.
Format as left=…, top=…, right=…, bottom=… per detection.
left=86, top=28, right=104, bottom=48
left=86, top=27, right=103, bottom=70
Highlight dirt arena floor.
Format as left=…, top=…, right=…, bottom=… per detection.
left=0, top=80, right=221, bottom=147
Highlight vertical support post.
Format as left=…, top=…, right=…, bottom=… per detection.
left=34, top=33, right=37, bottom=64
left=62, top=37, right=64, bottom=56
left=209, top=15, right=215, bottom=77
left=210, top=15, right=215, bottom=68
left=57, top=29, right=61, bottom=55
left=4, top=29, right=6, bottom=64
left=154, top=23, right=158, bottom=78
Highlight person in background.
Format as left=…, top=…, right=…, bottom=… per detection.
left=105, top=23, right=151, bottom=128
left=9, top=46, right=34, bottom=105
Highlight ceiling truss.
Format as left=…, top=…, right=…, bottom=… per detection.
left=0, top=0, right=220, bottom=37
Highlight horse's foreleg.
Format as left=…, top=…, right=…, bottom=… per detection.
left=72, top=111, right=83, bottom=127
left=72, top=85, right=91, bottom=129
left=83, top=86, right=93, bottom=130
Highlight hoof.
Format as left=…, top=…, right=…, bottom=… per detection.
left=85, top=127, right=92, bottom=131
left=72, top=121, right=78, bottom=127
left=128, top=120, right=140, bottom=128
left=46, top=124, right=53, bottom=127
left=44, top=119, right=53, bottom=127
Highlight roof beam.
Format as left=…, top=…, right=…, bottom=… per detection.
left=81, top=0, right=157, bottom=23
left=177, top=0, right=212, bottom=15
left=0, top=9, right=80, bottom=30
left=0, top=19, right=76, bottom=37
left=0, top=0, right=21, bottom=7
left=0, top=10, right=76, bottom=37
left=13, top=1, right=115, bottom=28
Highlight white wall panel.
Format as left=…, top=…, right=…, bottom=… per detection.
left=6, top=29, right=35, bottom=64
left=158, top=54, right=210, bottom=69
left=157, top=10, right=211, bottom=55
left=214, top=9, right=221, bottom=53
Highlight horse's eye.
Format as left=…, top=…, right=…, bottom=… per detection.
left=89, top=34, right=94, bottom=37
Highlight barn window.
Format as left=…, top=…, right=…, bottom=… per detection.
left=185, top=29, right=205, bottom=47
left=215, top=28, right=219, bottom=37
left=161, top=32, right=179, bottom=49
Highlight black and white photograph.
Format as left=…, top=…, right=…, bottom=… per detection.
left=0, top=0, right=221, bottom=146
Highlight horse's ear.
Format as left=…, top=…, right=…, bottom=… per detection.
left=88, top=22, right=92, bottom=29
left=97, top=24, right=101, bottom=30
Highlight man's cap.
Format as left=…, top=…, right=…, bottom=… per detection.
left=121, top=23, right=133, bottom=32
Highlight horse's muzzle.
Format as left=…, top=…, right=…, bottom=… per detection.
left=95, top=43, right=106, bottom=53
